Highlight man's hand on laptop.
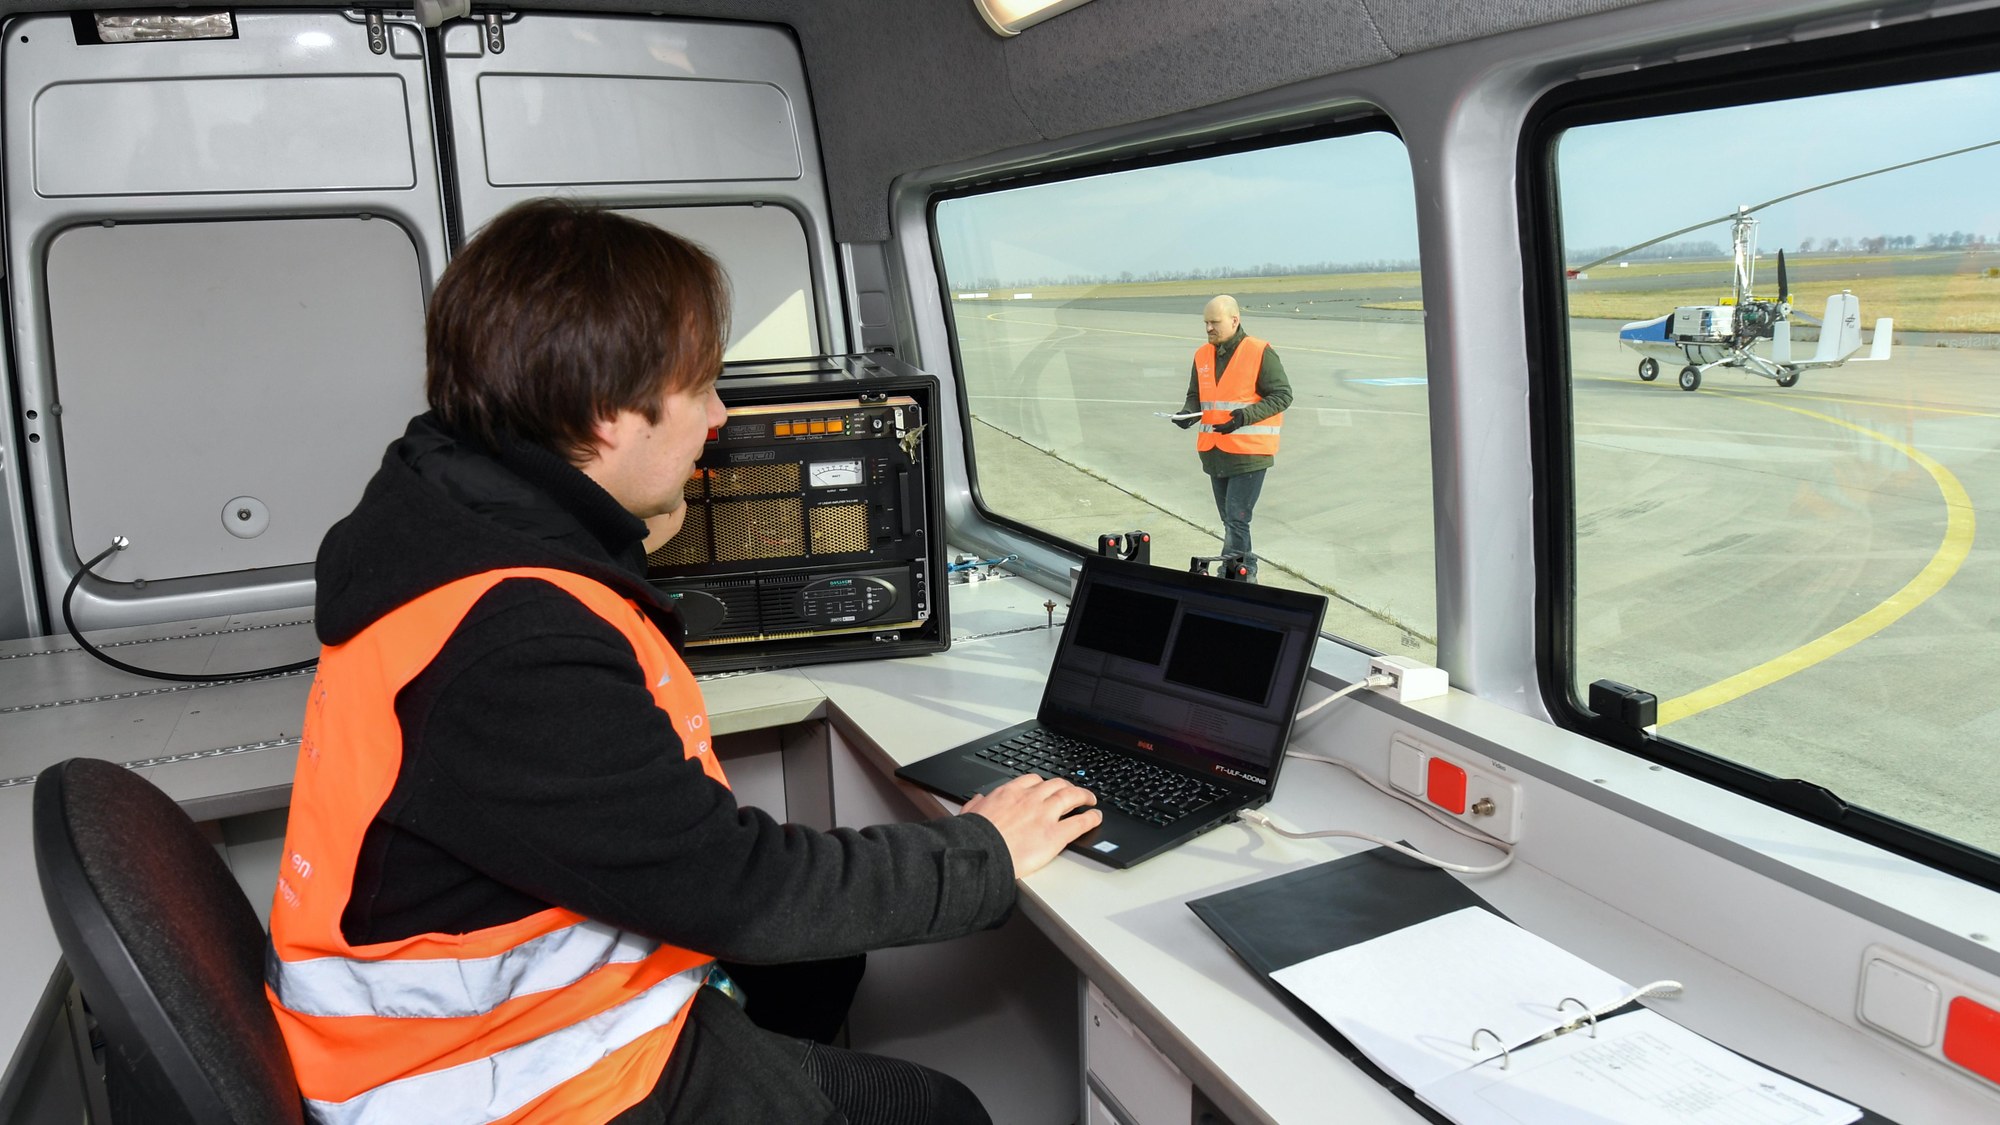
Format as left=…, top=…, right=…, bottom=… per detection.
left=962, top=774, right=1101, bottom=876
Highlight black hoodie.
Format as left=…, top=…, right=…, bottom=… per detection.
left=313, top=414, right=1015, bottom=1117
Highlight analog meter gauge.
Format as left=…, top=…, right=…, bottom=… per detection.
left=809, top=458, right=865, bottom=488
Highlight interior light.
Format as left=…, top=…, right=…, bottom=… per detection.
left=974, top=0, right=1099, bottom=37
left=93, top=12, right=235, bottom=43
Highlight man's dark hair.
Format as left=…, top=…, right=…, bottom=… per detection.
left=426, top=198, right=730, bottom=461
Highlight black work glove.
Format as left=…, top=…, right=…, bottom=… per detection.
left=1173, top=413, right=1198, bottom=429
left=1212, top=409, right=1246, bottom=435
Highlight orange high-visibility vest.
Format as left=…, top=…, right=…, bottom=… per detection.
left=268, top=568, right=727, bottom=1125
left=1195, top=336, right=1282, bottom=455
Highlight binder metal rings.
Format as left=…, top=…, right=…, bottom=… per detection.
left=1470, top=1027, right=1510, bottom=1069
left=1557, top=996, right=1601, bottom=1038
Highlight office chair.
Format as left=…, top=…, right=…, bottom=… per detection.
left=33, top=756, right=304, bottom=1124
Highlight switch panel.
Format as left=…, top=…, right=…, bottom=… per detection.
left=1860, top=956, right=1942, bottom=1047
left=1858, top=944, right=2000, bottom=1091
left=1387, top=733, right=1524, bottom=843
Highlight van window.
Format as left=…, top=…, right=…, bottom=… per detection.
left=620, top=205, right=818, bottom=361
left=935, top=130, right=1435, bottom=659
left=1549, top=71, right=2000, bottom=859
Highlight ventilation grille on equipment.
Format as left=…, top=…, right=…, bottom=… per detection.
left=708, top=463, right=801, bottom=496
left=647, top=502, right=711, bottom=569
left=809, top=503, right=869, bottom=555
left=757, top=576, right=811, bottom=633
left=711, top=497, right=804, bottom=561
left=656, top=474, right=873, bottom=569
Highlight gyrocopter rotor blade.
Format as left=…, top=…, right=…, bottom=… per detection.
left=1564, top=137, right=2000, bottom=276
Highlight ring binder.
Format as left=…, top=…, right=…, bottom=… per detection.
left=1469, top=1027, right=1510, bottom=1070
left=1554, top=997, right=1598, bottom=1038
left=1192, top=849, right=1897, bottom=1124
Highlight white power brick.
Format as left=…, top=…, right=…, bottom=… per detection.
left=1368, top=655, right=1449, bottom=703
left=1387, top=733, right=1524, bottom=843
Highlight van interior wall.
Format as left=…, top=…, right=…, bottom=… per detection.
left=38, top=0, right=1654, bottom=242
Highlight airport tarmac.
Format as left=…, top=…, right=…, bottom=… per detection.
left=950, top=297, right=1999, bottom=853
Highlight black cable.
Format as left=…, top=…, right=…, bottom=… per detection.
left=63, top=538, right=318, bottom=683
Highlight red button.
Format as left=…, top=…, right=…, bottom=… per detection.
left=1426, top=758, right=1467, bottom=815
left=1944, top=996, right=2000, bottom=1085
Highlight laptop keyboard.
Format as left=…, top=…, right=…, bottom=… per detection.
left=975, top=729, right=1232, bottom=827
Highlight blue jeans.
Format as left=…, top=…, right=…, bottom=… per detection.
left=1209, top=469, right=1266, bottom=576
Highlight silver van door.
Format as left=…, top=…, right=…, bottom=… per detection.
left=3, top=10, right=449, bottom=633
left=437, top=13, right=840, bottom=363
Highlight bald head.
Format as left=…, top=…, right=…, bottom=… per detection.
left=1203, top=295, right=1241, bottom=345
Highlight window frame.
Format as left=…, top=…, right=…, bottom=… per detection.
left=925, top=114, right=1411, bottom=567
left=1520, top=8, right=2000, bottom=890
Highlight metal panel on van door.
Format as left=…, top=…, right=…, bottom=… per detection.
left=2, top=11, right=450, bottom=636
left=47, top=217, right=427, bottom=589
left=441, top=13, right=843, bottom=358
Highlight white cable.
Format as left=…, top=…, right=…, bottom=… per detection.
left=1276, top=673, right=1512, bottom=874
left=1235, top=808, right=1515, bottom=875
left=1295, top=673, right=1395, bottom=720
left=1535, top=980, right=1684, bottom=1042
left=1241, top=749, right=1517, bottom=874
left=1287, top=750, right=1506, bottom=849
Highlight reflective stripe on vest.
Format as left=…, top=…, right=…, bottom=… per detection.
left=305, top=966, right=706, bottom=1125
left=270, top=568, right=725, bottom=1124
left=268, top=918, right=657, bottom=1019
left=1194, top=336, right=1282, bottom=454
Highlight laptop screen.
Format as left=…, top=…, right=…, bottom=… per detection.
left=1040, top=557, right=1327, bottom=791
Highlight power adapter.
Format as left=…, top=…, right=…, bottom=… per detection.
left=1367, top=655, right=1449, bottom=703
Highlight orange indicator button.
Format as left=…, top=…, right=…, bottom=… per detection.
left=1426, top=758, right=1467, bottom=815
left=774, top=423, right=792, bottom=436
left=1944, top=996, right=2000, bottom=1085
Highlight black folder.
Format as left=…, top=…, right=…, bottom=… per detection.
left=1186, top=846, right=1901, bottom=1125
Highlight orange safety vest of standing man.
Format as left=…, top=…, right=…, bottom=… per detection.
left=1195, top=335, right=1283, bottom=454
left=267, top=567, right=724, bottom=1125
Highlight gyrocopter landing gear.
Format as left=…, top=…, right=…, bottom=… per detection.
left=1678, top=365, right=1701, bottom=391
left=1638, top=357, right=1659, bottom=381
left=1775, top=370, right=1800, bottom=388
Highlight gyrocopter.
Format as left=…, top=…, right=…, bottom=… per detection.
left=1562, top=140, right=2000, bottom=391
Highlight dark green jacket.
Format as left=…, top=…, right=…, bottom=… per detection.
left=1182, top=326, right=1293, bottom=477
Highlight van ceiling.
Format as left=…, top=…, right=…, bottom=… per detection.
left=25, top=1, right=1649, bottom=239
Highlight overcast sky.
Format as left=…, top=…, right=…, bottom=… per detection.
left=935, top=71, right=2000, bottom=283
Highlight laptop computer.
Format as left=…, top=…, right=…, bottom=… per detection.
left=897, top=556, right=1327, bottom=869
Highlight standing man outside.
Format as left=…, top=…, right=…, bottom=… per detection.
left=1176, top=294, right=1292, bottom=580
left=266, top=198, right=1099, bottom=1125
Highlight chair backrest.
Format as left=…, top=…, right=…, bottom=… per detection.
left=33, top=757, right=304, bottom=1125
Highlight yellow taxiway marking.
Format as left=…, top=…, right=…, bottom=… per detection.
left=1659, top=396, right=1976, bottom=726
left=1702, top=385, right=2000, bottom=420
left=1585, top=375, right=2000, bottom=419
left=980, top=310, right=1406, bottom=361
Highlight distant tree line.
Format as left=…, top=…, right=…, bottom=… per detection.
left=957, top=230, right=2000, bottom=289
left=952, top=256, right=1420, bottom=291
left=1567, top=230, right=1999, bottom=266
left=1795, top=231, right=1996, bottom=253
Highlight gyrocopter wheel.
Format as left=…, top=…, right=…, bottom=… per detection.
left=1678, top=365, right=1701, bottom=391
left=1638, top=357, right=1659, bottom=381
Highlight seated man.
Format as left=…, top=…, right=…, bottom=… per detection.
left=266, top=198, right=1100, bottom=1125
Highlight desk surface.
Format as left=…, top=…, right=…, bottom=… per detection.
left=2, top=576, right=1993, bottom=1124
